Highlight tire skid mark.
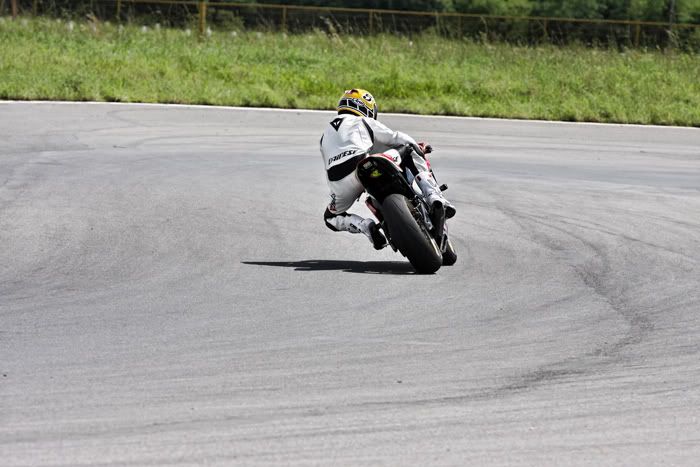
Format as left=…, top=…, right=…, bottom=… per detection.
left=488, top=202, right=656, bottom=386
left=513, top=205, right=653, bottom=337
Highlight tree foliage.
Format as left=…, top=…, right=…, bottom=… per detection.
left=8, top=0, right=700, bottom=23
left=241, top=0, right=698, bottom=23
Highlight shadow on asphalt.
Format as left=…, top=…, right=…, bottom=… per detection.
left=242, top=260, right=416, bottom=275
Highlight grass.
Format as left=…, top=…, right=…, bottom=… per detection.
left=1, top=17, right=699, bottom=126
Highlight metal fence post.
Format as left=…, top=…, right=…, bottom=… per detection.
left=543, top=19, right=548, bottom=41
left=369, top=11, right=373, bottom=35
left=11, top=0, right=17, bottom=19
left=282, top=6, right=287, bottom=32
left=634, top=22, right=641, bottom=47
left=198, top=1, right=207, bottom=36
left=116, top=0, right=121, bottom=22
left=32, top=0, right=37, bottom=16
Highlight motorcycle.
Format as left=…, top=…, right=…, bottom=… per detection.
left=356, top=145, right=457, bottom=274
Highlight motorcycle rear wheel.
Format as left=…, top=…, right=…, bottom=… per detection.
left=382, top=194, right=443, bottom=274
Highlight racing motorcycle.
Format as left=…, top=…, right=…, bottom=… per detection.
left=356, top=145, right=457, bottom=274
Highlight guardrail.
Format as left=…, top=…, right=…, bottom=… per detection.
left=4, top=0, right=700, bottom=48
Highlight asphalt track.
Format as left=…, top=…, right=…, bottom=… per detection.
left=1, top=102, right=699, bottom=466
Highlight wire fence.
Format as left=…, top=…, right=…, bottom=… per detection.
left=4, top=0, right=700, bottom=48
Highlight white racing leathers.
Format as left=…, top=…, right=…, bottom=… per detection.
left=319, top=114, right=445, bottom=240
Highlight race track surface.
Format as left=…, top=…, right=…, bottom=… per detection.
left=1, top=102, right=699, bottom=466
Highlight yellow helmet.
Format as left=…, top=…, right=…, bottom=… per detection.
left=337, top=88, right=378, bottom=119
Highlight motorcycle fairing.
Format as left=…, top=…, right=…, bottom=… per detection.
left=356, top=154, right=414, bottom=203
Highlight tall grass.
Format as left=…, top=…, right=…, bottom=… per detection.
left=1, top=17, right=698, bottom=126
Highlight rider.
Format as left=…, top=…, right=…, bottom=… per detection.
left=320, top=88, right=455, bottom=249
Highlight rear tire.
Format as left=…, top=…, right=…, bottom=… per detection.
left=382, top=194, right=442, bottom=274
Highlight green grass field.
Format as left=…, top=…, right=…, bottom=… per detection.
left=1, top=17, right=699, bottom=126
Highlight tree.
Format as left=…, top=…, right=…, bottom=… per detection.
left=454, top=0, right=533, bottom=16
left=531, top=0, right=606, bottom=19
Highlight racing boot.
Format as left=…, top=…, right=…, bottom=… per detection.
left=324, top=209, right=387, bottom=250
left=359, top=218, right=388, bottom=250
left=415, top=171, right=456, bottom=219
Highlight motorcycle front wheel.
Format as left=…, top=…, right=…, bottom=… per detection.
left=442, top=237, right=457, bottom=266
left=382, top=193, right=443, bottom=274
